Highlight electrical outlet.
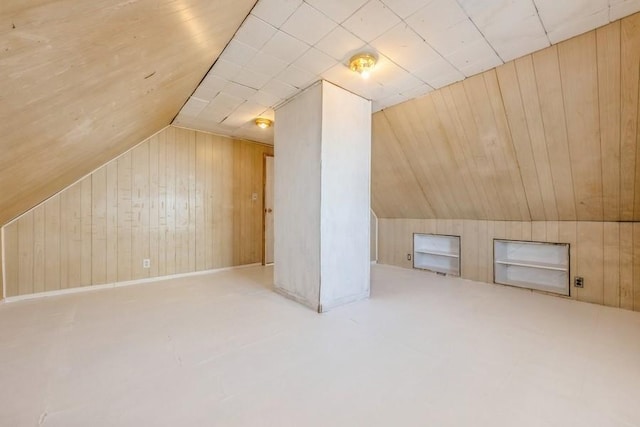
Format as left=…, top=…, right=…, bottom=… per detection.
left=143, top=259, right=151, bottom=269
left=407, top=253, right=412, bottom=261
left=574, top=276, right=584, bottom=288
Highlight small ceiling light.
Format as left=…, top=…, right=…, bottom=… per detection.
left=255, top=118, right=273, bottom=129
left=349, top=53, right=377, bottom=79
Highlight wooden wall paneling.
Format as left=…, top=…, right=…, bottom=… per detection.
left=451, top=79, right=506, bottom=220
left=436, top=219, right=453, bottom=236
left=131, top=143, right=150, bottom=280
left=520, top=221, right=532, bottom=241
left=532, top=221, right=546, bottom=242
left=382, top=107, right=455, bottom=218
left=495, top=62, right=545, bottom=220
left=576, top=222, right=605, bottom=305
left=66, top=181, right=84, bottom=288
left=482, top=71, right=532, bottom=221
left=546, top=221, right=559, bottom=243
left=485, top=220, right=495, bottom=283
left=149, top=135, right=160, bottom=278
left=620, top=222, right=634, bottom=309
left=407, top=97, right=469, bottom=218
left=195, top=133, right=207, bottom=271
left=507, top=221, right=523, bottom=240
left=232, top=141, right=243, bottom=265
left=370, top=114, right=435, bottom=218
left=92, top=167, right=107, bottom=285
left=117, top=152, right=133, bottom=282
left=531, top=46, right=577, bottom=221
left=558, top=221, right=579, bottom=300
left=105, top=162, right=119, bottom=284
left=165, top=127, right=177, bottom=276
left=429, top=91, right=489, bottom=219
left=0, top=0, right=256, bottom=227
left=204, top=134, right=215, bottom=270
left=620, top=15, right=640, bottom=220
left=175, top=129, right=190, bottom=274
left=634, top=223, right=640, bottom=310
left=461, top=220, right=478, bottom=280
left=157, top=130, right=168, bottom=277
left=32, top=205, right=45, bottom=294
left=4, top=223, right=18, bottom=297
left=80, top=176, right=92, bottom=286
left=596, top=21, right=622, bottom=222
left=603, top=222, right=621, bottom=307
left=558, top=32, right=604, bottom=220
left=221, top=136, right=235, bottom=267
left=44, top=195, right=61, bottom=292
left=514, top=56, right=559, bottom=220
left=211, top=135, right=224, bottom=268
left=17, top=212, right=34, bottom=295
left=476, top=220, right=488, bottom=282
left=188, top=131, right=197, bottom=271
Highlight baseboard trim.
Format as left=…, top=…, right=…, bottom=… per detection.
left=3, top=263, right=262, bottom=303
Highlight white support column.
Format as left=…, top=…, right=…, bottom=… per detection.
left=274, top=81, right=371, bottom=312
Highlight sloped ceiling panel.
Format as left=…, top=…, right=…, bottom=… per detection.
left=0, top=0, right=256, bottom=226
left=373, top=12, right=640, bottom=222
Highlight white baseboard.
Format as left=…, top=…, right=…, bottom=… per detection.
left=3, top=263, right=262, bottom=303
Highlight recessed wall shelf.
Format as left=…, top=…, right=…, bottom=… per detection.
left=413, top=233, right=460, bottom=276
left=493, top=239, right=570, bottom=296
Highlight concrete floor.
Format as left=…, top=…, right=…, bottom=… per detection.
left=1, top=264, right=639, bottom=426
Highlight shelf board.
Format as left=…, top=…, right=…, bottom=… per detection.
left=415, top=265, right=459, bottom=276
left=495, top=259, right=568, bottom=272
left=414, top=249, right=459, bottom=258
left=495, top=278, right=569, bottom=296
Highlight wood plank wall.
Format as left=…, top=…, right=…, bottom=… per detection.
left=1, top=126, right=272, bottom=298
left=378, top=219, right=640, bottom=312
left=372, top=13, right=640, bottom=222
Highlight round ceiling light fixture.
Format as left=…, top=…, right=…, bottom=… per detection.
left=349, top=53, right=377, bottom=79
left=255, top=118, right=273, bottom=129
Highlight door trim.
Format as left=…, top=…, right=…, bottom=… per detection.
left=262, top=153, right=274, bottom=265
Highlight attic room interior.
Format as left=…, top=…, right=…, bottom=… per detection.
left=2, top=0, right=640, bottom=425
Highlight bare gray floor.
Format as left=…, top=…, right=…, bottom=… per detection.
left=1, top=264, right=639, bottom=426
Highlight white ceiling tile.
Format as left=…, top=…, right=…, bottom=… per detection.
left=610, top=0, right=640, bottom=20
left=232, top=68, right=272, bottom=90
left=458, top=0, right=536, bottom=28
left=381, top=0, right=429, bottom=19
left=315, top=26, right=367, bottom=61
left=261, top=30, right=310, bottom=63
left=427, top=20, right=484, bottom=56
left=372, top=92, right=409, bottom=111
left=218, top=40, right=258, bottom=67
left=222, top=112, right=254, bottom=127
left=277, top=65, right=317, bottom=89
left=481, top=14, right=550, bottom=62
left=294, top=48, right=338, bottom=75
left=200, top=93, right=244, bottom=123
left=260, top=109, right=276, bottom=120
left=343, top=0, right=402, bottom=42
left=305, top=0, right=369, bottom=23
left=211, top=60, right=242, bottom=81
left=247, top=52, right=289, bottom=76
left=223, top=82, right=258, bottom=100
left=400, top=83, right=433, bottom=99
left=545, top=8, right=609, bottom=43
left=180, top=97, right=209, bottom=117
left=321, top=62, right=363, bottom=92
left=251, top=0, right=303, bottom=27
left=236, top=101, right=271, bottom=117
left=413, top=58, right=465, bottom=88
left=281, top=3, right=338, bottom=45
left=371, top=23, right=445, bottom=72
left=248, top=90, right=283, bottom=108
left=406, top=0, right=468, bottom=39
left=261, top=79, right=299, bottom=99
left=193, top=75, right=226, bottom=99
left=445, top=39, right=502, bottom=76
left=222, top=102, right=269, bottom=127
left=233, top=15, right=278, bottom=50
left=535, top=0, right=607, bottom=32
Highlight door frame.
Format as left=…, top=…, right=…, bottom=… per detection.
left=262, top=153, right=275, bottom=265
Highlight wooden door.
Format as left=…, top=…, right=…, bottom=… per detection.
left=264, top=155, right=275, bottom=264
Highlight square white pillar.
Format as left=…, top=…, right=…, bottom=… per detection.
left=274, top=81, right=371, bottom=312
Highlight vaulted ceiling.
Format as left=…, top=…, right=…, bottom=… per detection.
left=3, top=0, right=640, bottom=227
left=372, top=13, right=640, bottom=222
left=0, top=0, right=256, bottom=226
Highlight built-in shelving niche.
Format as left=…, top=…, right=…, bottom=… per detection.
left=493, top=239, right=570, bottom=296
left=413, top=233, right=460, bottom=276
